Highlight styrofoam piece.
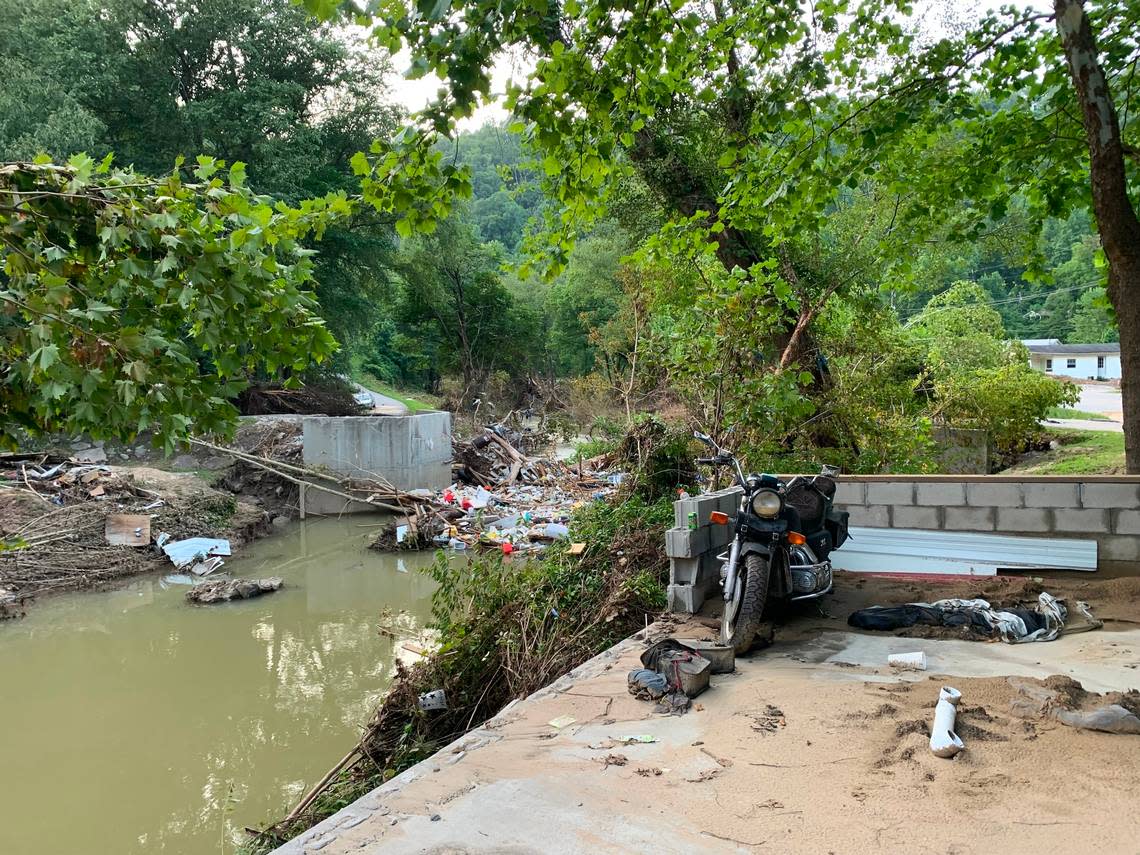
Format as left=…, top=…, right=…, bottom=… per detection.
left=832, top=528, right=1097, bottom=576
left=930, top=686, right=964, bottom=758
left=888, top=651, right=927, bottom=671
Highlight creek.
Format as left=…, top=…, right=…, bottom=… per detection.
left=0, top=515, right=440, bottom=855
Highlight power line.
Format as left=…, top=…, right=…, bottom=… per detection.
left=902, top=279, right=1106, bottom=327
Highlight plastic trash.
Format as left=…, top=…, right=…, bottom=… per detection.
left=448, top=538, right=467, bottom=551
left=888, top=651, right=927, bottom=671
left=930, top=686, right=965, bottom=758
left=544, top=523, right=570, bottom=539
left=418, top=690, right=448, bottom=711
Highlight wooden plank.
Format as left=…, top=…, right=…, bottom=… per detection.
left=104, top=514, right=151, bottom=547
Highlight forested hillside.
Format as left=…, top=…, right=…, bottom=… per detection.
left=3, top=0, right=1136, bottom=472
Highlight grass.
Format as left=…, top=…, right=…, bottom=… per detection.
left=1007, top=429, right=1125, bottom=475
left=1046, top=407, right=1113, bottom=421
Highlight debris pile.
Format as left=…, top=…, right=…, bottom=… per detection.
left=0, top=453, right=265, bottom=613
left=372, top=427, right=622, bottom=554
left=186, top=576, right=283, bottom=605
left=848, top=592, right=1101, bottom=642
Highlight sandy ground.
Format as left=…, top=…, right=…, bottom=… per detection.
left=278, top=572, right=1140, bottom=855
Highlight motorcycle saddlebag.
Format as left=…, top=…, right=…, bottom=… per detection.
left=825, top=508, right=850, bottom=549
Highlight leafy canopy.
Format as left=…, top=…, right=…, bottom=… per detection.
left=0, top=155, right=347, bottom=449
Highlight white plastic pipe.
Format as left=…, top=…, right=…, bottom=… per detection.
left=888, top=651, right=927, bottom=671
left=930, top=686, right=964, bottom=758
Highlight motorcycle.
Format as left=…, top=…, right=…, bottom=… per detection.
left=693, top=431, right=850, bottom=654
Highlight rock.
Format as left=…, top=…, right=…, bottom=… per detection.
left=170, top=454, right=198, bottom=470
left=186, top=577, right=283, bottom=605
left=73, top=445, right=107, bottom=463
left=271, top=515, right=290, bottom=528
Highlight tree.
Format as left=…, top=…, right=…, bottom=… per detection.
left=394, top=217, right=529, bottom=397
left=0, top=0, right=402, bottom=357
left=0, top=157, right=344, bottom=449
left=910, top=282, right=1078, bottom=453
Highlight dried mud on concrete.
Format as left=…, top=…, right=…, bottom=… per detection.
left=278, top=572, right=1140, bottom=854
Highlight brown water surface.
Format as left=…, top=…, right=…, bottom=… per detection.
left=0, top=515, right=438, bottom=855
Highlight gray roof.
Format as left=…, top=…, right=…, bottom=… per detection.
left=1025, top=343, right=1120, bottom=355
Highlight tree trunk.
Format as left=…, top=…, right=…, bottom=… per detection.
left=1055, top=0, right=1140, bottom=472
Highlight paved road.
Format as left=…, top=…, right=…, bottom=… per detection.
left=1045, top=417, right=1122, bottom=433
left=1076, top=382, right=1123, bottom=418
left=353, top=382, right=409, bottom=416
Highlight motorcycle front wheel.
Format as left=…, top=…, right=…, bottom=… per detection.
left=721, top=552, right=770, bottom=655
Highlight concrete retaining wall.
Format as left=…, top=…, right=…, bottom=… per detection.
left=300, top=413, right=452, bottom=514
left=666, top=475, right=1140, bottom=614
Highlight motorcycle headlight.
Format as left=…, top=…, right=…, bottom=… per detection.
left=752, top=489, right=782, bottom=518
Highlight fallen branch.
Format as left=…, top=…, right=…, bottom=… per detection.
left=188, top=439, right=430, bottom=516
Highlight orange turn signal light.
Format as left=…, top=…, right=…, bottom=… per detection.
left=709, top=511, right=729, bottom=525
left=787, top=531, right=807, bottom=545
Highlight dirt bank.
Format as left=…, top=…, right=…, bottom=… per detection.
left=0, top=464, right=268, bottom=617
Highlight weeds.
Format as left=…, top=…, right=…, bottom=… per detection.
left=247, top=493, right=675, bottom=850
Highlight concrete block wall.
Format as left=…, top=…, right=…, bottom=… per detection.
left=667, top=475, right=1140, bottom=613
left=666, top=487, right=743, bottom=613
left=835, top=476, right=1140, bottom=565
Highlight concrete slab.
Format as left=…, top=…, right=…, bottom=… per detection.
left=275, top=624, right=1140, bottom=855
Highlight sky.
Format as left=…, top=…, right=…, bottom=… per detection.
left=381, top=0, right=1054, bottom=131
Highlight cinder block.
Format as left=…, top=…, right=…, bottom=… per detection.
left=848, top=505, right=891, bottom=527
left=866, top=482, right=914, bottom=505
left=1052, top=508, right=1110, bottom=534
left=1113, top=509, right=1140, bottom=535
left=916, top=482, right=966, bottom=506
left=699, top=551, right=725, bottom=578
left=716, top=488, right=744, bottom=516
left=667, top=584, right=702, bottom=614
left=1081, top=483, right=1140, bottom=508
left=1023, top=482, right=1080, bottom=508
left=665, top=527, right=709, bottom=558
left=892, top=506, right=941, bottom=529
left=943, top=506, right=996, bottom=531
left=833, top=481, right=865, bottom=506
left=1100, top=535, right=1140, bottom=562
left=996, top=507, right=1053, bottom=533
left=966, top=482, right=1023, bottom=508
left=674, top=497, right=700, bottom=529
left=708, top=523, right=734, bottom=550
left=669, top=557, right=700, bottom=585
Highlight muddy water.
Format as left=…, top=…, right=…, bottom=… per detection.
left=0, top=516, right=441, bottom=855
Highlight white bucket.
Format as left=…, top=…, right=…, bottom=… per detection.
left=888, top=651, right=927, bottom=671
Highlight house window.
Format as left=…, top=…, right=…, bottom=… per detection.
left=1067, top=358, right=1077, bottom=369
left=1045, top=359, right=1052, bottom=372
left=1098, top=356, right=1106, bottom=369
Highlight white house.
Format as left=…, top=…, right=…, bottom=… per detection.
left=1023, top=340, right=1121, bottom=380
